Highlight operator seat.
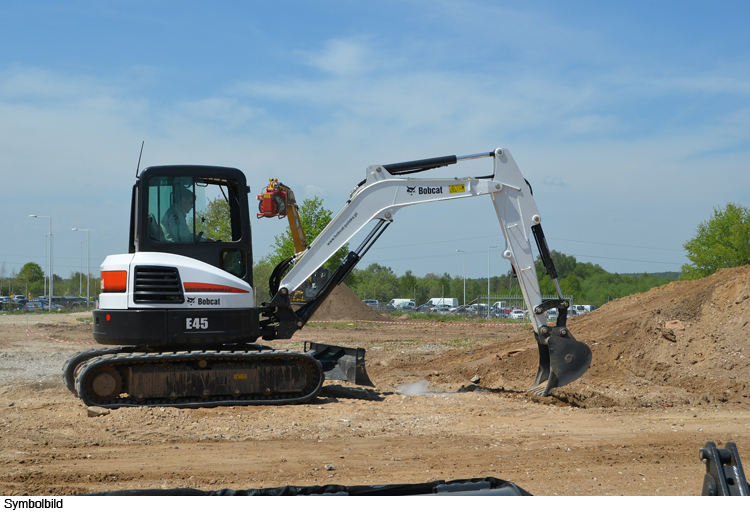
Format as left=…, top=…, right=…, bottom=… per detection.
left=147, top=213, right=166, bottom=242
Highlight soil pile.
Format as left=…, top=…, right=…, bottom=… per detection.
left=570, top=265, right=750, bottom=405
left=419, top=265, right=750, bottom=409
left=308, top=283, right=385, bottom=322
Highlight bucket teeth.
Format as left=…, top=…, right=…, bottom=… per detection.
left=531, top=327, right=591, bottom=396
left=528, top=381, right=549, bottom=396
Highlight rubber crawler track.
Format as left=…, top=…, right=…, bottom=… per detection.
left=63, top=347, right=134, bottom=395
left=72, top=348, right=324, bottom=409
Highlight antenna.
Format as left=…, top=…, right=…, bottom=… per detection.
left=135, top=141, right=145, bottom=178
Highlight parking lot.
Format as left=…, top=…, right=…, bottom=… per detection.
left=0, top=295, right=92, bottom=313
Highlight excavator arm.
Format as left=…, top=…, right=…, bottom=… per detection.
left=268, top=147, right=591, bottom=396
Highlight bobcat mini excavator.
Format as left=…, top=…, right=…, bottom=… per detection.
left=64, top=147, right=591, bottom=408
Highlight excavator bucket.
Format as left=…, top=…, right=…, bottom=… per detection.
left=529, top=327, right=592, bottom=396
left=304, top=342, right=374, bottom=386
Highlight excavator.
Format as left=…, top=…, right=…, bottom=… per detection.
left=63, top=147, right=591, bottom=408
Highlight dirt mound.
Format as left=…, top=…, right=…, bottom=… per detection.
left=308, top=284, right=385, bottom=322
left=417, top=266, right=750, bottom=409
left=568, top=265, right=750, bottom=405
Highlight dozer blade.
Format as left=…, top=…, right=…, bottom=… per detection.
left=304, top=341, right=374, bottom=387
left=530, top=327, right=592, bottom=396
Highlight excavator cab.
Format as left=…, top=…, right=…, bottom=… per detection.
left=130, top=166, right=254, bottom=285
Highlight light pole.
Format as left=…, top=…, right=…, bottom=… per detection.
left=30, top=215, right=52, bottom=311
left=72, top=228, right=90, bottom=308
left=78, top=241, right=83, bottom=294
left=487, top=245, right=497, bottom=318
left=456, top=249, right=466, bottom=306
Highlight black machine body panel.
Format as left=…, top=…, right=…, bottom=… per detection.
left=92, top=308, right=262, bottom=348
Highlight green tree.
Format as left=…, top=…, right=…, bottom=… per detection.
left=15, top=262, right=44, bottom=297
left=17, top=262, right=44, bottom=283
left=559, top=274, right=583, bottom=300
left=681, top=202, right=750, bottom=280
left=0, top=262, right=7, bottom=295
left=534, top=250, right=605, bottom=283
left=252, top=259, right=275, bottom=303
left=399, top=270, right=418, bottom=298
left=349, top=263, right=400, bottom=302
left=66, top=271, right=89, bottom=296
left=201, top=197, right=233, bottom=241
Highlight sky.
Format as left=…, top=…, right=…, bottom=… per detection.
left=1, top=0, right=749, bottom=285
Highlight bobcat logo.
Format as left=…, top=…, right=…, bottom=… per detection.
left=406, top=186, right=416, bottom=195
left=186, top=297, right=196, bottom=305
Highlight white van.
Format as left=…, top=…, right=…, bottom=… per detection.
left=428, top=298, right=459, bottom=308
left=571, top=304, right=596, bottom=315
left=388, top=298, right=416, bottom=310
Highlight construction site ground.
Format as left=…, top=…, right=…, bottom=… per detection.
left=1, top=266, right=750, bottom=497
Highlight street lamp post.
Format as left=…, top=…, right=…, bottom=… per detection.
left=30, top=215, right=52, bottom=311
left=72, top=228, right=90, bottom=308
left=487, top=245, right=497, bottom=318
left=78, top=241, right=83, bottom=294
left=44, top=235, right=48, bottom=296
left=456, top=249, right=466, bottom=306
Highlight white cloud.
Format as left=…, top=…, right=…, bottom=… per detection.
left=177, top=97, right=258, bottom=126
left=0, top=67, right=111, bottom=101
left=542, top=176, right=567, bottom=188
left=300, top=38, right=375, bottom=77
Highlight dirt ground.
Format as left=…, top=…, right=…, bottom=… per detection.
left=1, top=267, right=750, bottom=496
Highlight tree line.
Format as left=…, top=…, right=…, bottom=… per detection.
left=313, top=255, right=677, bottom=307
left=0, top=261, right=99, bottom=299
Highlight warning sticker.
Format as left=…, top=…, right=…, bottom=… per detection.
left=449, top=184, right=465, bottom=193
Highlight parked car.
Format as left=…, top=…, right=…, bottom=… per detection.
left=43, top=302, right=65, bottom=312
left=461, top=304, right=489, bottom=316
left=571, top=304, right=596, bottom=315
left=510, top=309, right=526, bottom=320
left=0, top=298, right=21, bottom=311
left=362, top=299, right=379, bottom=308
left=22, top=300, right=45, bottom=312
left=491, top=307, right=508, bottom=319
left=62, top=296, right=88, bottom=309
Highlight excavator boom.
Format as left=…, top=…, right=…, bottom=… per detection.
left=274, top=148, right=591, bottom=395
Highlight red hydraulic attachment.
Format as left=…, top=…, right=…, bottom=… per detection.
left=257, top=178, right=289, bottom=218
left=257, top=179, right=307, bottom=254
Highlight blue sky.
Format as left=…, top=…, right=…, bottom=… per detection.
left=1, top=0, right=749, bottom=285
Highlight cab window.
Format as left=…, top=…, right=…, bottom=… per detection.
left=146, top=176, right=239, bottom=244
